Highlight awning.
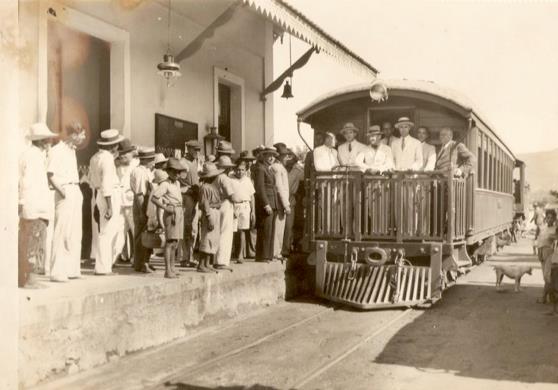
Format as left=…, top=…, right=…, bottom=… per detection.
left=242, top=0, right=378, bottom=79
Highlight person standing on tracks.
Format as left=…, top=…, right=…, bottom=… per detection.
left=435, top=127, right=475, bottom=177
left=254, top=146, right=279, bottom=263
left=416, top=126, right=436, bottom=171
left=355, top=125, right=394, bottom=173
left=391, top=117, right=423, bottom=171
left=313, top=132, right=339, bottom=172
left=47, top=122, right=86, bottom=282
left=337, top=122, right=367, bottom=167
left=380, top=121, right=399, bottom=147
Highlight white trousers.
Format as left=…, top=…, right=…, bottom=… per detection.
left=216, top=199, right=234, bottom=266
left=50, top=185, right=83, bottom=280
left=116, top=206, right=134, bottom=260
left=90, top=195, right=99, bottom=260
left=273, top=209, right=286, bottom=258
left=95, top=191, right=122, bottom=274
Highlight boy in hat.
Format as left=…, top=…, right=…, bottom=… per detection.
left=337, top=122, right=367, bottom=167
left=231, top=159, right=256, bottom=263
left=89, top=129, right=125, bottom=275
left=19, top=123, right=58, bottom=287
left=151, top=157, right=186, bottom=278
left=47, top=122, right=86, bottom=282
left=198, top=162, right=224, bottom=273
left=130, top=147, right=156, bottom=272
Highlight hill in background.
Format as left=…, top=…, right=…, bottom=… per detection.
left=518, top=148, right=558, bottom=203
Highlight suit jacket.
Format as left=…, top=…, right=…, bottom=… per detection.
left=391, top=136, right=423, bottom=171
left=254, top=161, right=278, bottom=210
left=270, top=161, right=290, bottom=211
left=435, top=140, right=475, bottom=176
left=337, top=140, right=367, bottom=166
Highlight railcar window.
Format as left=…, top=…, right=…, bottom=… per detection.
left=483, top=134, right=488, bottom=189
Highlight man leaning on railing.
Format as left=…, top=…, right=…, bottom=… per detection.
left=435, top=127, right=475, bottom=178
left=355, top=125, right=395, bottom=174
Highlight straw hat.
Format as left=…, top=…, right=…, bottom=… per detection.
left=367, top=125, right=382, bottom=136
left=394, top=117, right=414, bottom=129
left=138, top=147, right=156, bottom=160
left=340, top=122, right=360, bottom=135
left=153, top=153, right=168, bottom=164
left=199, top=162, right=224, bottom=178
left=118, top=138, right=136, bottom=155
left=167, top=157, right=188, bottom=171
left=217, top=155, right=236, bottom=169
left=185, top=139, right=202, bottom=150
left=239, top=150, right=256, bottom=161
left=97, top=129, right=124, bottom=146
left=260, top=146, right=278, bottom=156
left=217, top=140, right=235, bottom=155
left=27, top=123, right=58, bottom=141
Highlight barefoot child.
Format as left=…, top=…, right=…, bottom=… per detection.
left=151, top=158, right=186, bottom=278
left=197, top=162, right=223, bottom=273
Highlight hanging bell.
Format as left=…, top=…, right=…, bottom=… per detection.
left=281, top=80, right=294, bottom=99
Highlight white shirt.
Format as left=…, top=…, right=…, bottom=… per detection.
left=337, top=140, right=367, bottom=166
left=130, top=165, right=153, bottom=196
left=421, top=142, right=436, bottom=171
left=270, top=161, right=290, bottom=210
left=47, top=141, right=79, bottom=185
left=391, top=135, right=423, bottom=171
left=355, top=144, right=394, bottom=173
left=230, top=176, right=255, bottom=202
left=89, top=149, right=120, bottom=197
left=381, top=135, right=400, bottom=147
left=313, top=145, right=339, bottom=172
left=19, top=145, right=53, bottom=220
left=117, top=163, right=135, bottom=207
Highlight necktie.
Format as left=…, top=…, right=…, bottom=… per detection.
left=348, top=143, right=352, bottom=152
left=401, top=137, right=405, bottom=150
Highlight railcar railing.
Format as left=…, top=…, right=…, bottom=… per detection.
left=307, top=169, right=469, bottom=243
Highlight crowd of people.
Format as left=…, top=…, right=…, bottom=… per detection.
left=18, top=122, right=306, bottom=286
left=18, top=116, right=476, bottom=287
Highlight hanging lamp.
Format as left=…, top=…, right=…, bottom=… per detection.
left=281, top=33, right=294, bottom=99
left=157, top=0, right=181, bottom=86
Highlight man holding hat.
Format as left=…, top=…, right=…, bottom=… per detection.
left=89, top=129, right=125, bottom=275
left=337, top=122, right=367, bottom=167
left=47, top=122, right=86, bottom=282
left=390, top=117, right=423, bottom=171
left=254, top=146, right=279, bottom=262
left=18, top=123, right=58, bottom=287
left=130, top=147, right=156, bottom=272
left=355, top=125, right=394, bottom=173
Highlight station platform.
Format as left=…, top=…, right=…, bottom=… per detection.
left=19, top=256, right=309, bottom=388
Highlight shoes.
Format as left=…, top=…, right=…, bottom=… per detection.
left=233, top=259, right=244, bottom=264
left=256, top=259, right=271, bottom=263
left=214, top=265, right=233, bottom=272
left=197, top=266, right=214, bottom=273
left=148, top=264, right=156, bottom=271
left=136, top=265, right=153, bottom=274
left=94, top=272, right=115, bottom=276
left=50, top=276, right=68, bottom=282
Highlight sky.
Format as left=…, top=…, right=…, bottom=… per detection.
left=272, top=0, right=558, bottom=154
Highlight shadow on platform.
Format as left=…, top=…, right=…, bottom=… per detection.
left=163, top=382, right=279, bottom=390
left=375, top=283, right=558, bottom=384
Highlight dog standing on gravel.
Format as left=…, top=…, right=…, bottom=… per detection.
left=493, top=265, right=532, bottom=292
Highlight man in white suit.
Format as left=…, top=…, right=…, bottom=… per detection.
left=390, top=117, right=423, bottom=171
left=416, top=126, right=436, bottom=171
left=337, top=122, right=367, bottom=167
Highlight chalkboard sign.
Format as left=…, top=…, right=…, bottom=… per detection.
left=155, top=113, right=198, bottom=157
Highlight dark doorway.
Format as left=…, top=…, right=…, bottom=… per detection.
left=218, top=83, right=231, bottom=142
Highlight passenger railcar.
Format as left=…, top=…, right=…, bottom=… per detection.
left=296, top=79, right=526, bottom=309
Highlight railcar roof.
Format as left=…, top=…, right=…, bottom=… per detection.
left=297, top=79, right=515, bottom=158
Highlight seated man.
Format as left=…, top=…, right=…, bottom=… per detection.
left=313, top=132, right=339, bottom=172
left=337, top=122, right=367, bottom=167
left=435, top=127, right=475, bottom=177
left=355, top=125, right=394, bottom=173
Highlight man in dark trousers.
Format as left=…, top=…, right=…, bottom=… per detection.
left=254, top=146, right=279, bottom=263
left=435, top=127, right=475, bottom=177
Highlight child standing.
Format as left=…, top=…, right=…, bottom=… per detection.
left=198, top=162, right=224, bottom=273
left=151, top=158, right=186, bottom=278
left=231, top=160, right=256, bottom=264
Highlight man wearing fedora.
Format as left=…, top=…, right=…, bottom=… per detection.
left=254, top=147, right=279, bottom=262
left=337, top=122, right=367, bottom=167
left=390, top=117, right=423, bottom=171
left=355, top=125, right=394, bottom=173
left=130, top=147, right=156, bottom=273
left=89, top=129, right=125, bottom=275
left=18, top=123, right=58, bottom=287
left=47, top=122, right=86, bottom=282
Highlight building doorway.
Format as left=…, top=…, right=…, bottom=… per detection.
left=214, top=68, right=244, bottom=153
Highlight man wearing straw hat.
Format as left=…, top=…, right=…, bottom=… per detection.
left=47, top=122, right=86, bottom=282
left=89, top=129, right=125, bottom=275
left=130, top=147, right=156, bottom=273
left=18, top=123, right=58, bottom=287
left=337, top=122, right=367, bottom=167
left=390, top=117, right=423, bottom=171
left=355, top=125, right=394, bottom=173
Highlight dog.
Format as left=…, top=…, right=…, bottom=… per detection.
left=496, top=230, right=512, bottom=252
left=493, top=265, right=532, bottom=292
